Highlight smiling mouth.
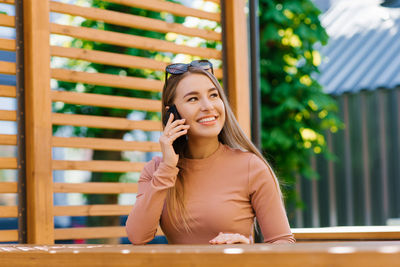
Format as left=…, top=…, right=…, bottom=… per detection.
left=197, top=116, right=217, bottom=123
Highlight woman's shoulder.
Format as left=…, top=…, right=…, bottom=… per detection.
left=223, top=144, right=257, bottom=161
left=223, top=145, right=267, bottom=169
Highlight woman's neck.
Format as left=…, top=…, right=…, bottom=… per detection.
left=185, top=137, right=220, bottom=159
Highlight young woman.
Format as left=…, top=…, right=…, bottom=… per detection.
left=126, top=60, right=295, bottom=245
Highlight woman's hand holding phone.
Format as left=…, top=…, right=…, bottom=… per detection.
left=160, top=113, right=190, bottom=167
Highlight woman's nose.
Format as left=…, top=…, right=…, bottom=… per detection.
left=200, top=98, right=214, bottom=111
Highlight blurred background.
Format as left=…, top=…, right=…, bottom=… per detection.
left=0, top=0, right=399, bottom=244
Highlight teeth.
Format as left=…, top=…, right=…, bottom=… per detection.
left=198, top=117, right=216, bottom=123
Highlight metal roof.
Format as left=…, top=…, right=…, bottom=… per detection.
left=317, top=0, right=400, bottom=95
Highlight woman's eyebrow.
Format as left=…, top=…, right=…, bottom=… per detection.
left=183, top=88, right=217, bottom=98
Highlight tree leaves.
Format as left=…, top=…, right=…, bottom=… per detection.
left=259, top=0, right=343, bottom=213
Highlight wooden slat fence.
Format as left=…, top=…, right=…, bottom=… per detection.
left=0, top=0, right=19, bottom=243
left=0, top=0, right=250, bottom=244
left=49, top=0, right=218, bottom=243
left=294, top=88, right=400, bottom=228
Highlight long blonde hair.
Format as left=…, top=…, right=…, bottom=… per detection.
left=162, top=67, right=283, bottom=233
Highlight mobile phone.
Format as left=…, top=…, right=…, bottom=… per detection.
left=163, top=105, right=187, bottom=154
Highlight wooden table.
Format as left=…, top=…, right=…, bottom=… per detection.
left=292, top=226, right=400, bottom=241
left=1, top=241, right=400, bottom=267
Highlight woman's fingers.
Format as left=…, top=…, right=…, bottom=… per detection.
left=160, top=113, right=189, bottom=168
left=170, top=128, right=188, bottom=141
left=209, top=233, right=250, bottom=245
left=163, top=124, right=189, bottom=144
left=164, top=118, right=185, bottom=133
left=163, top=112, right=174, bottom=130
left=167, top=112, right=174, bottom=124
left=165, top=115, right=184, bottom=130
left=163, top=115, right=189, bottom=143
left=209, top=232, right=223, bottom=244
left=168, top=124, right=190, bottom=136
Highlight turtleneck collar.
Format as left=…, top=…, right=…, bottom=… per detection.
left=178, top=143, right=226, bottom=170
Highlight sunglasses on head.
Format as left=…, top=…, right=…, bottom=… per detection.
left=165, top=59, right=214, bottom=85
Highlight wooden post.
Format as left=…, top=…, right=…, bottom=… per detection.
left=222, top=0, right=251, bottom=137
left=23, top=0, right=54, bottom=244
left=15, top=0, right=28, bottom=244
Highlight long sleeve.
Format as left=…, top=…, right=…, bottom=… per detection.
left=248, top=154, right=296, bottom=244
left=125, top=157, right=179, bottom=245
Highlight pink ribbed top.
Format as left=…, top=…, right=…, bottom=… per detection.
left=126, top=143, right=295, bottom=244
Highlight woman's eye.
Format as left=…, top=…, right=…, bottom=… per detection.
left=211, top=93, right=219, bottom=98
left=188, top=97, right=197, bottom=102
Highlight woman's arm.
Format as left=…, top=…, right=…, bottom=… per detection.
left=126, top=113, right=188, bottom=244
left=248, top=154, right=296, bottom=244
left=125, top=157, right=179, bottom=245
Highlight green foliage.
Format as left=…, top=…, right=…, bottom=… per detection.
left=259, top=0, right=343, bottom=216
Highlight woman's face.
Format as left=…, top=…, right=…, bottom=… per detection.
left=173, top=73, right=225, bottom=140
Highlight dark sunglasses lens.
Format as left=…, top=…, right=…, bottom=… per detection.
left=166, top=63, right=188, bottom=74
left=191, top=60, right=212, bottom=70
